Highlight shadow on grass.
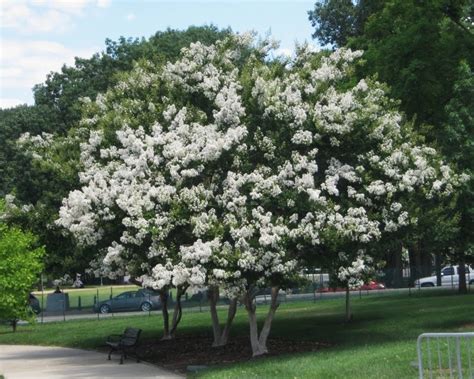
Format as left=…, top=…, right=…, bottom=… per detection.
left=252, top=292, right=474, bottom=350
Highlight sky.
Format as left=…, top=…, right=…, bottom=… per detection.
left=0, top=0, right=318, bottom=109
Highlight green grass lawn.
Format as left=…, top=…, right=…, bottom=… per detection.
left=1, top=291, right=473, bottom=378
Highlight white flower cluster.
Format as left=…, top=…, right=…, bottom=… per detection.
left=17, top=132, right=54, bottom=149
left=337, top=251, right=373, bottom=289
left=56, top=35, right=462, bottom=297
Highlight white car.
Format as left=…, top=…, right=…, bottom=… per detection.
left=415, top=265, right=474, bottom=287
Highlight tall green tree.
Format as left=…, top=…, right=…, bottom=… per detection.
left=437, top=62, right=474, bottom=289
left=0, top=105, right=61, bottom=198
left=33, top=25, right=231, bottom=128
left=308, top=0, right=384, bottom=47
left=309, top=0, right=474, bottom=290
left=309, top=0, right=473, bottom=127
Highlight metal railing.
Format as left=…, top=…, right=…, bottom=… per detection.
left=417, top=332, right=474, bottom=379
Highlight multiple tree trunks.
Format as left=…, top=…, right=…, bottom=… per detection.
left=159, top=287, right=185, bottom=340
left=208, top=286, right=237, bottom=347
left=243, top=286, right=280, bottom=357
left=170, top=286, right=185, bottom=336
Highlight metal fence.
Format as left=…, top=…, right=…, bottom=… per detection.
left=417, top=332, right=474, bottom=379
left=29, top=267, right=473, bottom=324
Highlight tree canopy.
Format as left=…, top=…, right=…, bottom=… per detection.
left=309, top=0, right=474, bottom=288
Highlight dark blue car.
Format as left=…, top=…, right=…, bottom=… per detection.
left=93, top=289, right=161, bottom=314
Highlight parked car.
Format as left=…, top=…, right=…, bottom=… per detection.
left=28, top=293, right=41, bottom=314
left=255, top=288, right=287, bottom=304
left=93, top=289, right=161, bottom=314
left=359, top=281, right=385, bottom=290
left=414, top=265, right=474, bottom=287
left=316, top=286, right=345, bottom=293
left=316, top=280, right=385, bottom=293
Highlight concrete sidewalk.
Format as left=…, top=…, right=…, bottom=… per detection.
left=0, top=345, right=183, bottom=379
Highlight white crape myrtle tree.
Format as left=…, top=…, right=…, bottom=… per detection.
left=57, top=33, right=464, bottom=357
left=334, top=251, right=377, bottom=322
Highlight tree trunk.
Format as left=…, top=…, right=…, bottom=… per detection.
left=408, top=247, right=417, bottom=286
left=159, top=290, right=171, bottom=340
left=244, top=286, right=280, bottom=357
left=414, top=242, right=423, bottom=279
left=394, top=249, right=403, bottom=288
left=435, top=253, right=442, bottom=287
left=458, top=261, right=467, bottom=294
left=11, top=319, right=17, bottom=332
left=384, top=251, right=395, bottom=288
left=208, top=286, right=237, bottom=347
left=220, top=298, right=237, bottom=345
left=345, top=286, right=352, bottom=322
left=409, top=242, right=424, bottom=286
left=208, top=286, right=222, bottom=345
left=420, top=243, right=433, bottom=277
left=170, top=286, right=185, bottom=337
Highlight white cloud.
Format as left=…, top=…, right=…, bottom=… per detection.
left=97, top=0, right=111, bottom=8
left=33, top=0, right=95, bottom=14
left=126, top=13, right=136, bottom=21
left=0, top=0, right=108, bottom=105
left=1, top=0, right=112, bottom=34
left=1, top=39, right=98, bottom=104
left=0, top=98, right=27, bottom=109
left=275, top=47, right=293, bottom=58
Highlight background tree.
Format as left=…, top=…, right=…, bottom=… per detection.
left=308, top=0, right=383, bottom=47
left=0, top=26, right=231, bottom=278
left=309, top=0, right=474, bottom=289
left=33, top=25, right=232, bottom=128
left=436, top=62, right=474, bottom=291
left=332, top=252, right=376, bottom=322
left=0, top=200, right=44, bottom=332
left=0, top=105, right=61, bottom=198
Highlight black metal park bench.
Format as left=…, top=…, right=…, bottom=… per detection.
left=106, top=327, right=142, bottom=364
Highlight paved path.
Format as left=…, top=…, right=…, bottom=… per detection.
left=0, top=345, right=183, bottom=379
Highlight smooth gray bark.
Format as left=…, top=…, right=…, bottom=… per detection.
left=244, top=286, right=280, bottom=357
left=159, top=290, right=171, bottom=340
left=208, top=286, right=237, bottom=347
left=345, top=286, right=352, bottom=322
left=170, top=286, right=185, bottom=337
left=458, top=261, right=467, bottom=294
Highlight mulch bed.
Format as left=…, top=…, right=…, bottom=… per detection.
left=131, top=334, right=331, bottom=373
